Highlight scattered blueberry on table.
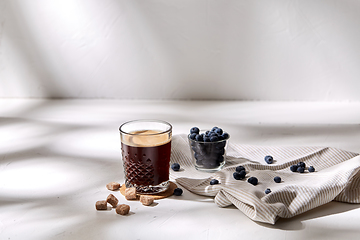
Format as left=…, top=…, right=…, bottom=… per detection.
left=274, top=176, right=281, bottom=183
left=308, top=166, right=315, bottom=172
left=173, top=188, right=183, bottom=196
left=248, top=177, right=258, bottom=186
left=290, top=162, right=316, bottom=173
left=297, top=166, right=305, bottom=173
left=265, top=155, right=273, bottom=164
left=210, top=179, right=219, bottom=185
left=290, top=165, right=298, bottom=172
left=236, top=165, right=245, bottom=172
left=233, top=170, right=246, bottom=180
left=297, top=162, right=306, bottom=168
left=171, top=163, right=180, bottom=171
left=265, top=188, right=271, bottom=194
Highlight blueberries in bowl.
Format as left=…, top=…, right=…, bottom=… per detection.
left=221, top=132, right=229, bottom=139
left=209, top=135, right=219, bottom=142
left=195, top=134, right=204, bottom=142
left=190, top=127, right=200, bottom=134
left=214, top=128, right=223, bottom=135
left=211, top=127, right=219, bottom=132
left=189, top=133, right=197, bottom=140
left=188, top=126, right=230, bottom=172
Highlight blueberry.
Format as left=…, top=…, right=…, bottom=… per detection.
left=265, top=155, right=273, bottom=164
left=215, top=141, right=226, bottom=149
left=195, top=151, right=207, bottom=161
left=247, top=177, right=258, bottom=185
left=173, top=188, right=183, bottom=196
left=210, top=136, right=219, bottom=142
left=297, top=167, right=305, bottom=173
left=214, top=128, right=223, bottom=135
left=189, top=133, right=197, bottom=140
left=233, top=170, right=246, bottom=180
left=171, top=163, right=180, bottom=171
left=290, top=165, right=298, bottom=172
left=233, top=172, right=241, bottom=180
left=195, top=134, right=204, bottom=142
left=217, top=135, right=225, bottom=141
left=210, top=179, right=219, bottom=185
left=221, top=132, right=229, bottom=139
left=204, top=136, right=211, bottom=142
left=197, top=145, right=208, bottom=155
left=214, top=147, right=225, bottom=155
left=274, top=176, right=281, bottom=183
left=211, top=127, right=218, bottom=132
left=190, top=127, right=200, bottom=134
left=236, top=165, right=245, bottom=172
left=265, top=188, right=271, bottom=194
left=208, top=133, right=218, bottom=138
left=297, top=162, right=306, bottom=168
left=205, top=131, right=210, bottom=136
left=308, top=166, right=315, bottom=172
left=196, top=159, right=203, bottom=165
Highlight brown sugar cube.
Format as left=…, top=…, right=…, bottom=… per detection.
left=140, top=195, right=154, bottom=206
left=125, top=188, right=137, bottom=200
left=106, top=182, right=121, bottom=191
left=106, top=194, right=119, bottom=207
left=116, top=204, right=130, bottom=215
left=95, top=200, right=108, bottom=210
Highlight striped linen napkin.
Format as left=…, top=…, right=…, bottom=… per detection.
left=170, top=134, right=360, bottom=224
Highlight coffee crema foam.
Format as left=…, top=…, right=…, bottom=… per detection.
left=122, top=130, right=171, bottom=147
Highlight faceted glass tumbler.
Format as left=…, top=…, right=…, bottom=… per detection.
left=188, top=133, right=229, bottom=172
left=120, top=120, right=172, bottom=194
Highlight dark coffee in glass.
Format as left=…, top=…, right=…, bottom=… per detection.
left=120, top=120, right=172, bottom=194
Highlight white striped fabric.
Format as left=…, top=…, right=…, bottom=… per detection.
left=170, top=134, right=360, bottom=224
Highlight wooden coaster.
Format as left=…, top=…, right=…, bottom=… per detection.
left=120, top=181, right=177, bottom=200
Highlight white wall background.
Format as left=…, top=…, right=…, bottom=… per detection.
left=0, top=0, right=360, bottom=101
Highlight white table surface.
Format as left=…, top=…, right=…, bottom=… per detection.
left=1, top=99, right=360, bottom=240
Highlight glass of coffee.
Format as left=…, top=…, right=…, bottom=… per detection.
left=119, top=120, right=172, bottom=194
